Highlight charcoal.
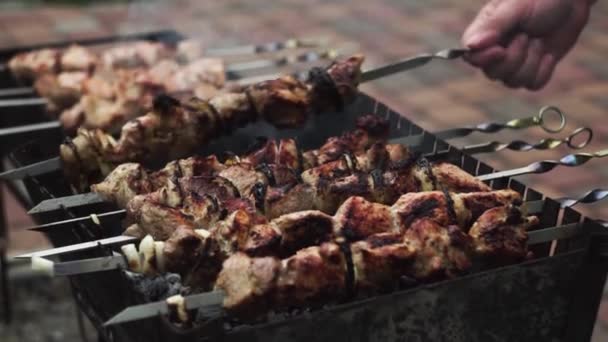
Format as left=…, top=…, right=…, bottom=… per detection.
left=126, top=271, right=187, bottom=302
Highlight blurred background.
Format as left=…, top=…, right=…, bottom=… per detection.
left=0, top=0, right=607, bottom=341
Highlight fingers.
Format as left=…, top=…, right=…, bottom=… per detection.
left=503, top=38, right=543, bottom=88
left=465, top=46, right=506, bottom=67
left=461, top=0, right=528, bottom=49
left=483, top=34, right=529, bottom=80
left=531, top=54, right=556, bottom=90
left=471, top=35, right=556, bottom=91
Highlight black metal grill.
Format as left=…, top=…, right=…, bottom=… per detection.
left=5, top=92, right=608, bottom=341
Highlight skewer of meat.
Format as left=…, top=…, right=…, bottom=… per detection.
left=38, top=189, right=523, bottom=291
left=120, top=140, right=414, bottom=240
left=100, top=189, right=528, bottom=318
left=91, top=114, right=389, bottom=207
left=60, top=54, right=365, bottom=191
left=120, top=135, right=492, bottom=240
left=113, top=171, right=505, bottom=289
left=216, top=204, right=537, bottom=319
left=35, top=56, right=228, bottom=126
left=6, top=38, right=326, bottom=81
left=35, top=48, right=339, bottom=131
left=96, top=201, right=536, bottom=326
left=7, top=41, right=176, bottom=81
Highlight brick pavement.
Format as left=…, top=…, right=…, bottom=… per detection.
left=0, top=0, right=607, bottom=339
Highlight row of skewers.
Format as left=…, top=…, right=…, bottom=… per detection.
left=23, top=112, right=606, bottom=324
left=29, top=116, right=535, bottom=322
left=7, top=45, right=607, bottom=327
left=1, top=37, right=341, bottom=135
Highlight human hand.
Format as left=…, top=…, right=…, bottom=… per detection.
left=462, top=0, right=593, bottom=90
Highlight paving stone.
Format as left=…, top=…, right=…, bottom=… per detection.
left=53, top=15, right=101, bottom=34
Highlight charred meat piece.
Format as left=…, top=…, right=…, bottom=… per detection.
left=216, top=243, right=347, bottom=319
left=469, top=205, right=538, bottom=264
left=403, top=219, right=473, bottom=281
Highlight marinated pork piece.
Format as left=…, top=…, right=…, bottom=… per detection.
left=469, top=205, right=538, bottom=264
left=216, top=243, right=347, bottom=319
left=8, top=48, right=60, bottom=80
left=403, top=219, right=473, bottom=280
left=60, top=55, right=366, bottom=191
left=60, top=45, right=98, bottom=72
left=101, top=41, right=173, bottom=69
left=165, top=58, right=226, bottom=91
left=34, top=71, right=88, bottom=113
left=175, top=39, right=205, bottom=63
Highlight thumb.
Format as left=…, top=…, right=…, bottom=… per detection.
left=462, top=0, right=529, bottom=50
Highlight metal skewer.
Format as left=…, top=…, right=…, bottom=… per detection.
left=0, top=87, right=36, bottom=98
left=477, top=149, right=608, bottom=181
left=459, top=127, right=591, bottom=154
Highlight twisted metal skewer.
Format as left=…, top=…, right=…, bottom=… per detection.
left=461, top=127, right=592, bottom=154
left=438, top=106, right=567, bottom=140
left=477, top=149, right=608, bottom=181
left=557, top=189, right=608, bottom=209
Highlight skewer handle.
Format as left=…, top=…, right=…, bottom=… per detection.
left=477, top=149, right=608, bottom=181
left=436, top=106, right=566, bottom=140
left=461, top=127, right=592, bottom=154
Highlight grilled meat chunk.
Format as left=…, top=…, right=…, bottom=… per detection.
left=101, top=41, right=173, bottom=69
left=469, top=205, right=538, bottom=264
left=351, top=232, right=416, bottom=292
left=60, top=45, right=98, bottom=72
left=216, top=243, right=347, bottom=319
left=403, top=219, right=473, bottom=280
